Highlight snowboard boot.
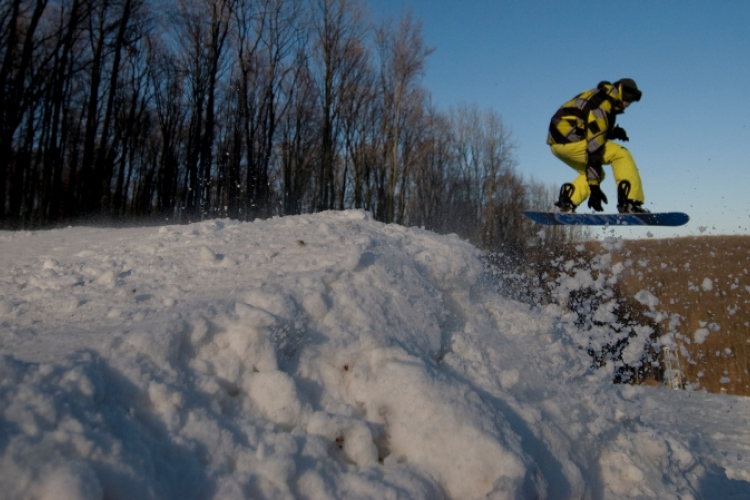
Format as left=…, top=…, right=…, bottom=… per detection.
left=617, top=180, right=649, bottom=214
left=554, top=183, right=577, bottom=213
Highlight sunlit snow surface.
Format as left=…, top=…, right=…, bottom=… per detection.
left=1, top=210, right=749, bottom=499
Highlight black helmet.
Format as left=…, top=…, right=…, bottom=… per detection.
left=618, top=78, right=642, bottom=102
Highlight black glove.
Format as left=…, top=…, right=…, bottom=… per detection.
left=588, top=184, right=608, bottom=212
left=610, top=126, right=629, bottom=142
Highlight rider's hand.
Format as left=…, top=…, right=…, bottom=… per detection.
left=610, top=126, right=629, bottom=142
left=588, top=184, right=608, bottom=212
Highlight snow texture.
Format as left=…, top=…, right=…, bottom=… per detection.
left=1, top=210, right=749, bottom=499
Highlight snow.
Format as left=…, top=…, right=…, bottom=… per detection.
left=694, top=328, right=711, bottom=345
left=1, top=210, right=749, bottom=499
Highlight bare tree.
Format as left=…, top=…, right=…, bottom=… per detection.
left=404, top=104, right=454, bottom=231
left=175, top=0, right=235, bottom=220
left=374, top=11, right=433, bottom=223
left=77, top=0, right=116, bottom=212
left=0, top=0, right=50, bottom=225
left=278, top=51, right=318, bottom=215
left=40, top=0, right=90, bottom=223
left=309, top=0, right=369, bottom=212
left=96, top=0, right=147, bottom=216
left=147, top=34, right=187, bottom=217
left=232, top=0, right=302, bottom=219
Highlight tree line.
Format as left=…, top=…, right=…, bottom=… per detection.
left=1, top=0, right=574, bottom=257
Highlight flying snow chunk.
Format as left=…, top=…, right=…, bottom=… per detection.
left=634, top=290, right=659, bottom=309
left=701, top=278, right=713, bottom=292
left=694, top=328, right=710, bottom=344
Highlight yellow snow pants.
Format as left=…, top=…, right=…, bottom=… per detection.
left=550, top=141, right=644, bottom=207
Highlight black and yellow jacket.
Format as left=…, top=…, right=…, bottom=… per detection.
left=547, top=81, right=625, bottom=184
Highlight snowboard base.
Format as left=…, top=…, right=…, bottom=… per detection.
left=522, top=211, right=689, bottom=227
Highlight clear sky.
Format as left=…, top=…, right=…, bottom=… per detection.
left=368, top=0, right=750, bottom=238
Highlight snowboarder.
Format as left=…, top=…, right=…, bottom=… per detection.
left=547, top=78, right=647, bottom=214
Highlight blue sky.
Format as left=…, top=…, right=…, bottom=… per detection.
left=368, top=0, right=750, bottom=238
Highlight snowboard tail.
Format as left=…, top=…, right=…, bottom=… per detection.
left=522, top=211, right=689, bottom=227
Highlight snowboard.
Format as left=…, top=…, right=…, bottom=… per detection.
left=522, top=211, right=689, bottom=227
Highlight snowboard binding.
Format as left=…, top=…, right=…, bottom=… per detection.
left=617, top=180, right=649, bottom=214
left=555, top=183, right=577, bottom=213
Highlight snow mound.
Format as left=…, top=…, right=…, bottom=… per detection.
left=1, top=210, right=748, bottom=499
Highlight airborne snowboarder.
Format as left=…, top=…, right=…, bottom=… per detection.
left=547, top=78, right=647, bottom=214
